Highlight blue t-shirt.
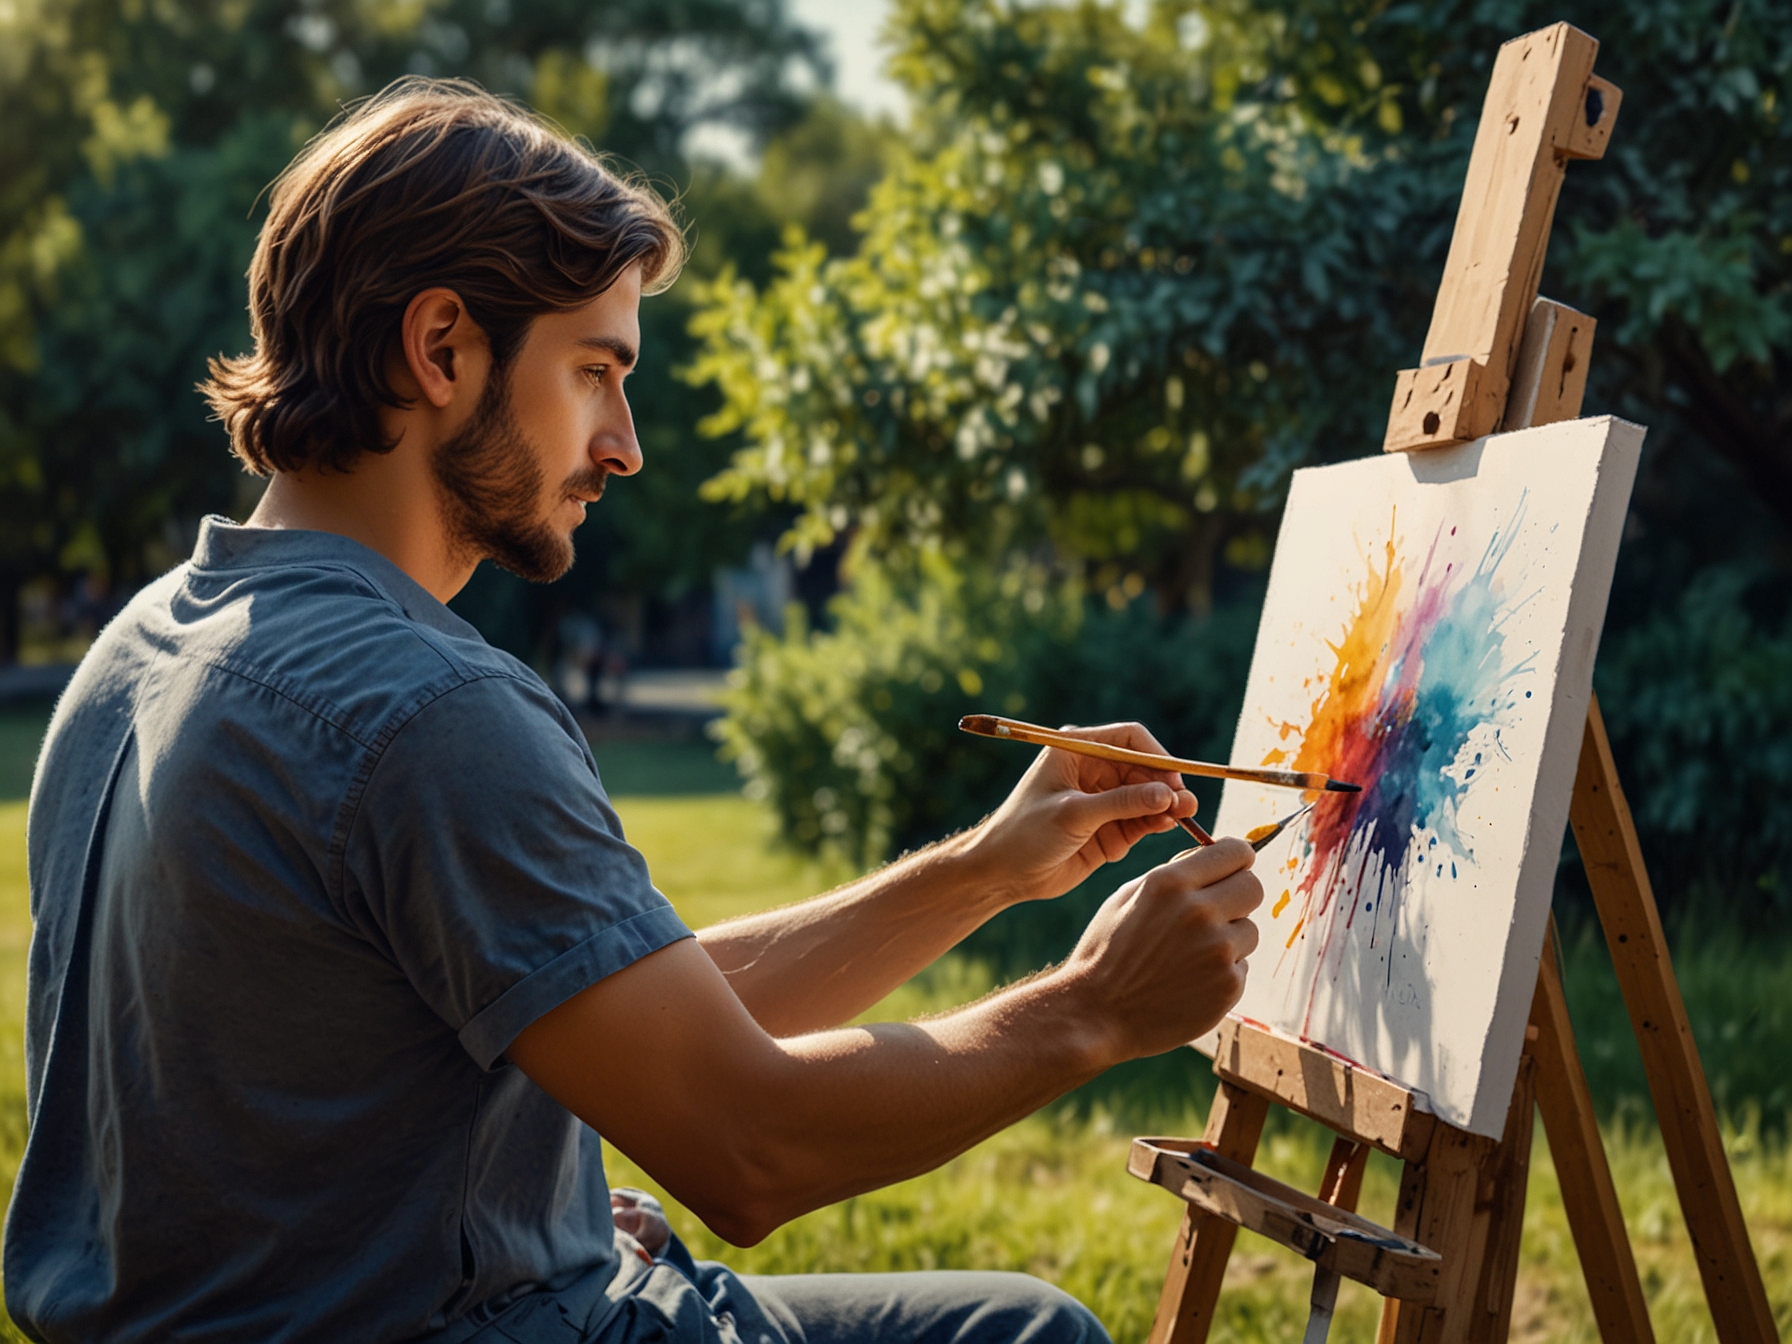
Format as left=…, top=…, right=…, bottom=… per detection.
left=5, top=519, right=693, bottom=1342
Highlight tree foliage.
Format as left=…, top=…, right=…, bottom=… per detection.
left=699, top=0, right=1792, bottom=917
left=690, top=0, right=1792, bottom=611
left=0, top=0, right=830, bottom=659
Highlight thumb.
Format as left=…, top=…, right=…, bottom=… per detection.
left=1062, top=780, right=1179, bottom=832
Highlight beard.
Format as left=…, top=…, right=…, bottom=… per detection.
left=431, top=367, right=607, bottom=584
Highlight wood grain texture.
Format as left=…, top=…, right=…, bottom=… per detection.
left=1462, top=1006, right=1538, bottom=1343
left=1385, top=358, right=1496, bottom=452
left=1320, top=1137, right=1370, bottom=1212
left=1210, top=1018, right=1436, bottom=1161
left=1383, top=24, right=1619, bottom=452
left=1532, top=917, right=1657, bottom=1342
left=1132, top=1141, right=1444, bottom=1301
left=1503, top=299, right=1595, bottom=431
left=1377, top=1125, right=1499, bottom=1344
left=1569, top=699, right=1777, bottom=1344
left=1145, top=1083, right=1268, bottom=1344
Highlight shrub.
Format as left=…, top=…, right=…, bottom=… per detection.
left=714, top=557, right=1259, bottom=969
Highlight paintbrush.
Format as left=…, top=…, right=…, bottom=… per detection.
left=1245, top=803, right=1315, bottom=851
left=958, top=715, right=1362, bottom=794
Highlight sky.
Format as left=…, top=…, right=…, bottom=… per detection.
left=787, top=0, right=907, bottom=122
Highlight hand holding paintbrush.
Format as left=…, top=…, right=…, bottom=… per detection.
left=959, top=713, right=1353, bottom=848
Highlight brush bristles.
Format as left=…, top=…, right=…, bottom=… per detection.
left=1326, top=780, right=1362, bottom=793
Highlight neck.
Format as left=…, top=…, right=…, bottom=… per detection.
left=246, top=450, right=475, bottom=603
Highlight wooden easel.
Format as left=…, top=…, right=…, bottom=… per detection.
left=1128, top=24, right=1777, bottom=1344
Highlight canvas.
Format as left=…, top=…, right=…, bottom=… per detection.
left=1196, top=416, right=1643, bottom=1137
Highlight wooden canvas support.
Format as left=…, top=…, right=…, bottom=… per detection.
left=1131, top=19, right=1773, bottom=1344
left=1207, top=1017, right=1435, bottom=1160
left=1503, top=299, right=1596, bottom=433
left=1384, top=24, right=1619, bottom=454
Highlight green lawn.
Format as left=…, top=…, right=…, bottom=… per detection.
left=0, top=716, right=1787, bottom=1340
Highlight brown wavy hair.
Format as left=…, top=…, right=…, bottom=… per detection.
left=203, top=77, right=685, bottom=475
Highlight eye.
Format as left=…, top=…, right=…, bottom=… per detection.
left=582, top=365, right=611, bottom=388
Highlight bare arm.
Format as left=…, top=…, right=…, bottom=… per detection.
left=509, top=838, right=1262, bottom=1248
left=698, top=721, right=1200, bottom=1036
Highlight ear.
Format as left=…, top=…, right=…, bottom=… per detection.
left=397, top=288, right=489, bottom=410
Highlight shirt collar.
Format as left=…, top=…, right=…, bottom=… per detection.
left=189, top=515, right=484, bottom=641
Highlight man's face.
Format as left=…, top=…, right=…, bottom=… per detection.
left=432, top=266, right=644, bottom=583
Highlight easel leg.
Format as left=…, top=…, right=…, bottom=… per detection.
left=1147, top=1082, right=1269, bottom=1344
left=1532, top=917, right=1656, bottom=1341
left=1462, top=1018, right=1538, bottom=1344
left=1319, top=1135, right=1369, bottom=1212
left=1377, top=1126, right=1497, bottom=1344
left=1570, top=699, right=1776, bottom=1344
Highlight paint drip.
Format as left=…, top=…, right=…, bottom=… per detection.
left=1262, top=504, right=1535, bottom=1029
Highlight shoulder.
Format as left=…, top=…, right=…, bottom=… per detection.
left=170, top=554, right=555, bottom=748
left=372, top=670, right=592, bottom=799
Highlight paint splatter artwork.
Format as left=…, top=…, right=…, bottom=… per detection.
left=1204, top=418, right=1642, bottom=1137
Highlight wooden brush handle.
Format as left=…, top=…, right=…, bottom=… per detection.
left=958, top=714, right=1346, bottom=793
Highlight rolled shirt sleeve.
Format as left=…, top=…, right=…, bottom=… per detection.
left=341, top=673, right=692, bottom=1069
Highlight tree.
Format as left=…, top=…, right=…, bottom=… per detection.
left=695, top=0, right=1792, bottom=913
left=0, top=0, right=830, bottom=661
left=690, top=0, right=1792, bottom=612
left=690, top=0, right=1445, bottom=613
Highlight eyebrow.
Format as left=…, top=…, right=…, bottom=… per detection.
left=574, top=335, right=638, bottom=367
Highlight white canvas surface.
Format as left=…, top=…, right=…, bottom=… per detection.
left=1194, top=417, right=1642, bottom=1136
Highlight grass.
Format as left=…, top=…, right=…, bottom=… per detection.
left=0, top=718, right=1788, bottom=1340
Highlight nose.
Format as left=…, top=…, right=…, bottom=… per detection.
left=593, top=391, right=642, bottom=477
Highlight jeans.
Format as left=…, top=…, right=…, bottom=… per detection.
left=464, top=1234, right=1111, bottom=1344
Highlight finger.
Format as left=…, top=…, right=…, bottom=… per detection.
left=1200, top=870, right=1265, bottom=923
left=1053, top=719, right=1174, bottom=758
left=1145, top=864, right=1261, bottom=922
left=1061, top=779, right=1178, bottom=832
left=1047, top=722, right=1187, bottom=789
left=1230, top=915, right=1261, bottom=960
left=1164, top=835, right=1257, bottom=884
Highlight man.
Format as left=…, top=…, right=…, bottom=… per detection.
left=5, top=80, right=1262, bottom=1343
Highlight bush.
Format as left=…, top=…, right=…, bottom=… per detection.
left=714, top=557, right=1259, bottom=969
left=1593, top=568, right=1792, bottom=920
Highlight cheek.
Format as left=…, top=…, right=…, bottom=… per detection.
left=527, top=382, right=595, bottom=465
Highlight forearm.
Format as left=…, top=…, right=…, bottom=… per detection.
left=512, top=840, right=1263, bottom=1250
left=696, top=827, right=1011, bottom=1035
left=696, top=724, right=1200, bottom=1036
left=647, top=966, right=1116, bottom=1244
